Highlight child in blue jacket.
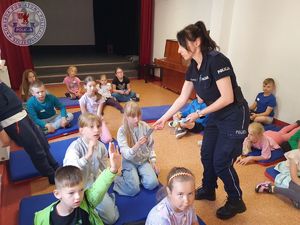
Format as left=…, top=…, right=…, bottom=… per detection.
left=169, top=95, right=208, bottom=138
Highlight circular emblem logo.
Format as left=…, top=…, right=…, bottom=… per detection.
left=1, top=1, right=46, bottom=46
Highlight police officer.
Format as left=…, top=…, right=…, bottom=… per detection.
left=154, top=21, right=249, bottom=220
left=0, top=79, right=59, bottom=184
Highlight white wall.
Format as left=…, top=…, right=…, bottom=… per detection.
left=153, top=0, right=213, bottom=59
left=153, top=0, right=300, bottom=123
left=228, top=0, right=300, bottom=123
left=31, top=0, right=95, bottom=45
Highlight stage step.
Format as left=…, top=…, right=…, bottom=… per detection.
left=35, top=61, right=138, bottom=84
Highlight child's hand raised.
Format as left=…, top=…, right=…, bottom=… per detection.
left=85, top=139, right=98, bottom=160
left=108, top=142, right=121, bottom=174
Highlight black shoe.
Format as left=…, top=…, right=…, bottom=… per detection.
left=65, top=92, right=71, bottom=98
left=296, top=120, right=300, bottom=126
left=130, top=97, right=140, bottom=102
left=48, top=174, right=55, bottom=185
left=216, top=198, right=246, bottom=220
left=195, top=187, right=216, bottom=201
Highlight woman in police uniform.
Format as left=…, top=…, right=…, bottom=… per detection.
left=154, top=21, right=249, bottom=220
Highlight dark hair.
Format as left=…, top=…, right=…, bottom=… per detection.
left=177, top=21, right=219, bottom=54
left=115, top=67, right=123, bottom=74
left=55, top=166, right=83, bottom=189
left=156, top=167, right=195, bottom=202
left=84, top=76, right=102, bottom=101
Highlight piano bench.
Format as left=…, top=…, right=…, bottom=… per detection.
left=139, top=64, right=161, bottom=83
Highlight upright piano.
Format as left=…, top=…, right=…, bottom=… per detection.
left=155, top=39, right=195, bottom=98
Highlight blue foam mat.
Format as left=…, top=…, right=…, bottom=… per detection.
left=46, top=111, right=80, bottom=139
left=59, top=97, right=80, bottom=108
left=141, top=104, right=189, bottom=122
left=141, top=105, right=171, bottom=121
left=9, top=137, right=117, bottom=182
left=265, top=166, right=280, bottom=181
left=264, top=124, right=283, bottom=132
left=19, top=186, right=206, bottom=225
left=248, top=148, right=285, bottom=166
left=9, top=137, right=77, bottom=182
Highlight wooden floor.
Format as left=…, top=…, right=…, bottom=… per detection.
left=1, top=80, right=299, bottom=225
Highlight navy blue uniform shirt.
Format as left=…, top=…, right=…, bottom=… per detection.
left=185, top=51, right=238, bottom=106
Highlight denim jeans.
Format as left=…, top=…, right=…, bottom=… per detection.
left=95, top=192, right=119, bottom=224
left=42, top=112, right=74, bottom=129
left=113, top=159, right=159, bottom=196
left=112, top=91, right=136, bottom=102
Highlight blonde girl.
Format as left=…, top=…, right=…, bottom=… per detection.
left=113, top=101, right=159, bottom=196
left=146, top=167, right=199, bottom=225
left=79, top=76, right=112, bottom=143
left=20, top=69, right=37, bottom=101
left=237, top=122, right=280, bottom=165
left=63, top=66, right=82, bottom=99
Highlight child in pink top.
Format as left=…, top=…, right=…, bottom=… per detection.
left=63, top=66, right=82, bottom=99
left=237, top=122, right=280, bottom=165
left=79, top=76, right=112, bottom=144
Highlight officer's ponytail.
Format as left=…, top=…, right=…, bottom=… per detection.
left=177, top=20, right=219, bottom=54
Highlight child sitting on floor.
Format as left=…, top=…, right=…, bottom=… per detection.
left=20, top=69, right=37, bottom=102
left=97, top=74, right=124, bottom=113
left=113, top=101, right=159, bottom=196
left=27, top=80, right=74, bottom=134
left=249, top=78, right=277, bottom=124
left=112, top=67, right=139, bottom=102
left=34, top=144, right=121, bottom=225
left=236, top=122, right=280, bottom=165
left=146, top=167, right=199, bottom=225
left=63, top=66, right=82, bottom=99
left=63, top=113, right=119, bottom=224
left=168, top=95, right=208, bottom=139
left=79, top=76, right=112, bottom=143
left=255, top=148, right=300, bottom=209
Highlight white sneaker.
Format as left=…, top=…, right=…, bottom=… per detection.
left=197, top=140, right=203, bottom=146
left=175, top=128, right=187, bottom=139
left=168, top=120, right=179, bottom=128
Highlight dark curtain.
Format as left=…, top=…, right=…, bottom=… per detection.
left=139, top=0, right=153, bottom=66
left=93, top=0, right=140, bottom=55
left=0, top=0, right=33, bottom=90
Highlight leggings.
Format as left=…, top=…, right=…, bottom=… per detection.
left=274, top=180, right=300, bottom=209
left=265, top=123, right=300, bottom=145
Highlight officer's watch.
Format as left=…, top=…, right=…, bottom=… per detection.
left=196, top=110, right=204, bottom=118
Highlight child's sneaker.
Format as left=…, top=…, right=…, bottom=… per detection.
left=65, top=92, right=71, bottom=98
left=255, top=181, right=273, bottom=193
left=42, top=127, right=48, bottom=135
left=175, top=128, right=187, bottom=139
left=130, top=96, right=140, bottom=102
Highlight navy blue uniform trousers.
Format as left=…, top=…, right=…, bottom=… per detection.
left=201, top=102, right=249, bottom=200
left=5, top=116, right=58, bottom=177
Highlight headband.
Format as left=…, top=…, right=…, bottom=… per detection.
left=168, top=172, right=193, bottom=184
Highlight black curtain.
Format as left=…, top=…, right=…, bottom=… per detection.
left=93, top=0, right=140, bottom=55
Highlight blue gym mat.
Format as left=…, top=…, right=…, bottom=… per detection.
left=19, top=185, right=206, bottom=225
left=264, top=124, right=283, bottom=132
left=248, top=148, right=285, bottom=166
left=58, top=97, right=80, bottom=108
left=9, top=137, right=77, bottom=182
left=9, top=137, right=118, bottom=182
left=141, top=105, right=171, bottom=122
left=264, top=166, right=280, bottom=181
left=141, top=104, right=189, bottom=122
left=46, top=111, right=80, bottom=140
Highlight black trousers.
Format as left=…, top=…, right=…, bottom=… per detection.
left=5, top=116, right=58, bottom=177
